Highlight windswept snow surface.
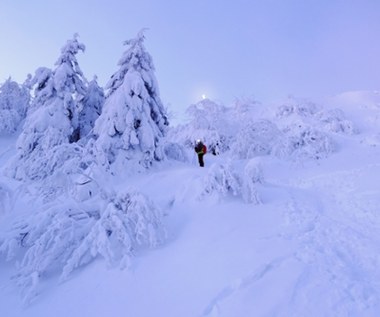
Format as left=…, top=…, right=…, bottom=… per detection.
left=2, top=91, right=380, bottom=316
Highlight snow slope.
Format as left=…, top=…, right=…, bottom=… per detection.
left=1, top=91, right=380, bottom=317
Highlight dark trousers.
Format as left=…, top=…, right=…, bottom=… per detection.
left=197, top=153, right=204, bottom=167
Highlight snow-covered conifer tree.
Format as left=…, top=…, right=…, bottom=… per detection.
left=53, top=33, right=87, bottom=142
left=79, top=76, right=104, bottom=139
left=0, top=78, right=29, bottom=135
left=8, top=35, right=88, bottom=180
left=93, top=29, right=169, bottom=170
left=26, top=67, right=54, bottom=114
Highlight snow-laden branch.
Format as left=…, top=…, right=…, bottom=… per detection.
left=0, top=188, right=166, bottom=305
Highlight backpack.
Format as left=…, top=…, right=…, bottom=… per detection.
left=195, top=142, right=206, bottom=154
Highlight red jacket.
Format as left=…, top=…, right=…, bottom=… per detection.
left=195, top=143, right=207, bottom=154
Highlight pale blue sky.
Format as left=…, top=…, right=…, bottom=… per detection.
left=1, top=0, right=379, bottom=119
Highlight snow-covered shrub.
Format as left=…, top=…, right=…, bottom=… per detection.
left=61, top=190, right=166, bottom=276
left=163, top=142, right=189, bottom=162
left=169, top=98, right=271, bottom=157
left=201, top=162, right=241, bottom=200
left=241, top=159, right=263, bottom=204
left=168, top=98, right=232, bottom=154
left=0, top=189, right=166, bottom=304
left=276, top=98, right=321, bottom=118
left=201, top=161, right=263, bottom=204
left=275, top=124, right=335, bottom=160
left=230, top=97, right=270, bottom=126
left=318, top=108, right=356, bottom=135
left=0, top=78, right=29, bottom=135
left=230, top=119, right=281, bottom=159
left=186, top=98, right=228, bottom=131
left=168, top=124, right=227, bottom=156
left=272, top=97, right=346, bottom=161
left=93, top=30, right=168, bottom=171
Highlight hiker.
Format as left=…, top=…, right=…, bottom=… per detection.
left=194, top=139, right=207, bottom=167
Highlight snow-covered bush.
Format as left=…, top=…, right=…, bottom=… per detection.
left=241, top=159, right=263, bottom=204
left=0, top=78, right=30, bottom=135
left=271, top=97, right=341, bottom=161
left=276, top=97, right=321, bottom=119
left=168, top=98, right=232, bottom=155
left=0, top=189, right=166, bottom=304
left=93, top=30, right=168, bottom=172
left=61, top=190, right=166, bottom=276
left=163, top=142, right=189, bottom=162
left=318, top=108, right=356, bottom=135
left=230, top=97, right=270, bottom=126
left=168, top=97, right=277, bottom=158
left=230, top=119, right=281, bottom=159
left=200, top=161, right=263, bottom=204
left=275, top=124, right=335, bottom=160
left=201, top=162, right=241, bottom=200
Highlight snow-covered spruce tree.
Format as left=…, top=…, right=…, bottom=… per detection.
left=0, top=78, right=30, bottom=135
left=93, top=29, right=169, bottom=171
left=26, top=67, right=54, bottom=115
left=78, top=76, right=104, bottom=139
left=53, top=33, right=87, bottom=142
left=7, top=35, right=88, bottom=180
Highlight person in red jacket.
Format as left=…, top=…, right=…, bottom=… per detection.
left=194, top=139, right=207, bottom=167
